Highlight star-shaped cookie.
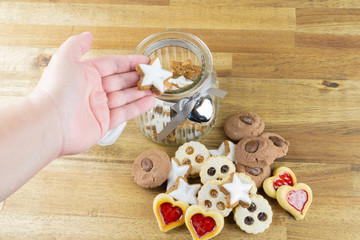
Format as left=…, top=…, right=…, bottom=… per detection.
left=136, top=58, right=173, bottom=95
left=166, top=76, right=193, bottom=90
left=167, top=158, right=192, bottom=191
left=220, top=173, right=254, bottom=208
left=209, top=140, right=236, bottom=164
left=166, top=176, right=201, bottom=205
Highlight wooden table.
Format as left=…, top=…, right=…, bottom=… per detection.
left=0, top=1, right=359, bottom=239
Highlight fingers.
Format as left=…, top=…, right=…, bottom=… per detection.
left=87, top=55, right=150, bottom=77
left=54, top=32, right=93, bottom=62
left=102, top=71, right=140, bottom=93
left=107, top=87, right=155, bottom=109
left=109, top=96, right=156, bottom=130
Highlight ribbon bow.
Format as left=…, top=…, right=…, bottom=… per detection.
left=157, top=74, right=227, bottom=142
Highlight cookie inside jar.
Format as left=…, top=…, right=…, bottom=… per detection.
left=134, top=31, right=219, bottom=146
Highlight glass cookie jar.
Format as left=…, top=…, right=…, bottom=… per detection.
left=134, top=31, right=221, bottom=146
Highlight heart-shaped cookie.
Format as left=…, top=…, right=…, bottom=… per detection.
left=263, top=166, right=297, bottom=198
left=153, top=193, right=189, bottom=232
left=276, top=183, right=312, bottom=220
left=185, top=205, right=224, bottom=240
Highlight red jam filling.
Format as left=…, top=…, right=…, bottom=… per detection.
left=159, top=202, right=183, bottom=226
left=273, top=171, right=294, bottom=190
left=286, top=189, right=308, bottom=214
left=191, top=213, right=216, bottom=238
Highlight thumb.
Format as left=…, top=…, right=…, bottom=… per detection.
left=55, top=32, right=93, bottom=62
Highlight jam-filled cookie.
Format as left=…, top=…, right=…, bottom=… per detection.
left=185, top=205, right=224, bottom=240
left=224, top=112, right=265, bottom=141
left=199, top=156, right=236, bottom=184
left=260, top=132, right=290, bottom=159
left=175, top=141, right=210, bottom=177
left=197, top=180, right=233, bottom=217
left=233, top=194, right=273, bottom=234
left=219, top=172, right=257, bottom=208
left=263, top=166, right=297, bottom=199
left=235, top=137, right=278, bottom=168
left=236, top=164, right=271, bottom=189
left=153, top=193, right=189, bottom=232
left=132, top=149, right=171, bottom=188
left=276, top=183, right=312, bottom=220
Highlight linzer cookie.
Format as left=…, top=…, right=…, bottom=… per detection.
left=170, top=59, right=202, bottom=80
left=132, top=149, right=171, bottom=188
left=233, top=194, right=273, bottom=234
left=136, top=58, right=173, bottom=95
left=166, top=176, right=201, bottom=205
left=209, top=140, right=236, bottom=164
left=263, top=166, right=297, bottom=199
left=185, top=205, right=224, bottom=240
left=235, top=137, right=278, bottom=168
left=260, top=132, right=290, bottom=159
left=219, top=172, right=257, bottom=208
left=167, top=157, right=192, bottom=191
left=175, top=141, right=210, bottom=177
left=236, top=164, right=271, bottom=189
left=199, top=156, right=236, bottom=184
left=153, top=193, right=189, bottom=232
left=224, top=112, right=265, bottom=141
left=197, top=181, right=233, bottom=217
left=276, top=183, right=312, bottom=220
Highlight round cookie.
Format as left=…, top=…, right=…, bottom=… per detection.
left=197, top=180, right=233, bottom=217
left=235, top=137, right=278, bottom=168
left=224, top=112, right=265, bottom=141
left=260, top=132, right=290, bottom=159
left=236, top=164, right=271, bottom=189
left=199, top=156, right=236, bottom=184
left=175, top=141, right=210, bottom=177
left=132, top=149, right=171, bottom=188
left=233, top=194, right=273, bottom=234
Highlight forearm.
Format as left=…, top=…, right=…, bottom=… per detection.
left=0, top=91, right=63, bottom=201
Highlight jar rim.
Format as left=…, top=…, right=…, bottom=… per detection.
left=133, top=30, right=213, bottom=101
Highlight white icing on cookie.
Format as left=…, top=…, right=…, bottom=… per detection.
left=138, top=58, right=173, bottom=93
left=234, top=194, right=273, bottom=234
left=167, top=177, right=201, bottom=205
left=209, top=140, right=237, bottom=164
left=167, top=158, right=191, bottom=191
left=168, top=76, right=193, bottom=88
left=222, top=173, right=253, bottom=206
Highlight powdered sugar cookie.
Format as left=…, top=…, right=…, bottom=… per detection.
left=167, top=157, right=192, bottom=191
left=233, top=194, right=272, bottom=234
left=153, top=193, right=189, bottom=232
left=175, top=141, right=210, bottom=177
left=219, top=172, right=257, bottom=208
left=197, top=180, right=233, bottom=217
left=199, top=156, right=236, bottom=184
left=166, top=176, right=201, bottom=205
left=136, top=58, right=173, bottom=95
left=209, top=140, right=236, bottom=164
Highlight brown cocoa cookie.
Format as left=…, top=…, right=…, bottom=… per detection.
left=132, top=149, right=171, bottom=188
left=224, top=112, right=265, bottom=141
left=260, top=132, right=290, bottom=159
left=235, top=137, right=278, bottom=168
left=236, top=164, right=271, bottom=189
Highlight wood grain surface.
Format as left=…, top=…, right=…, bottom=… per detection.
left=0, top=1, right=359, bottom=239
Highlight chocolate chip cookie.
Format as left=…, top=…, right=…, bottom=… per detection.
left=260, top=132, right=289, bottom=159
left=224, top=112, right=265, bottom=141
left=132, top=149, right=171, bottom=188
left=235, top=137, right=278, bottom=168
left=236, top=164, right=271, bottom=188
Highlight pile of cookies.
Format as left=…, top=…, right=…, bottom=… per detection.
left=132, top=112, right=312, bottom=240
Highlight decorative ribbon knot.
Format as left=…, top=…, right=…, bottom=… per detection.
left=157, top=74, right=227, bottom=142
